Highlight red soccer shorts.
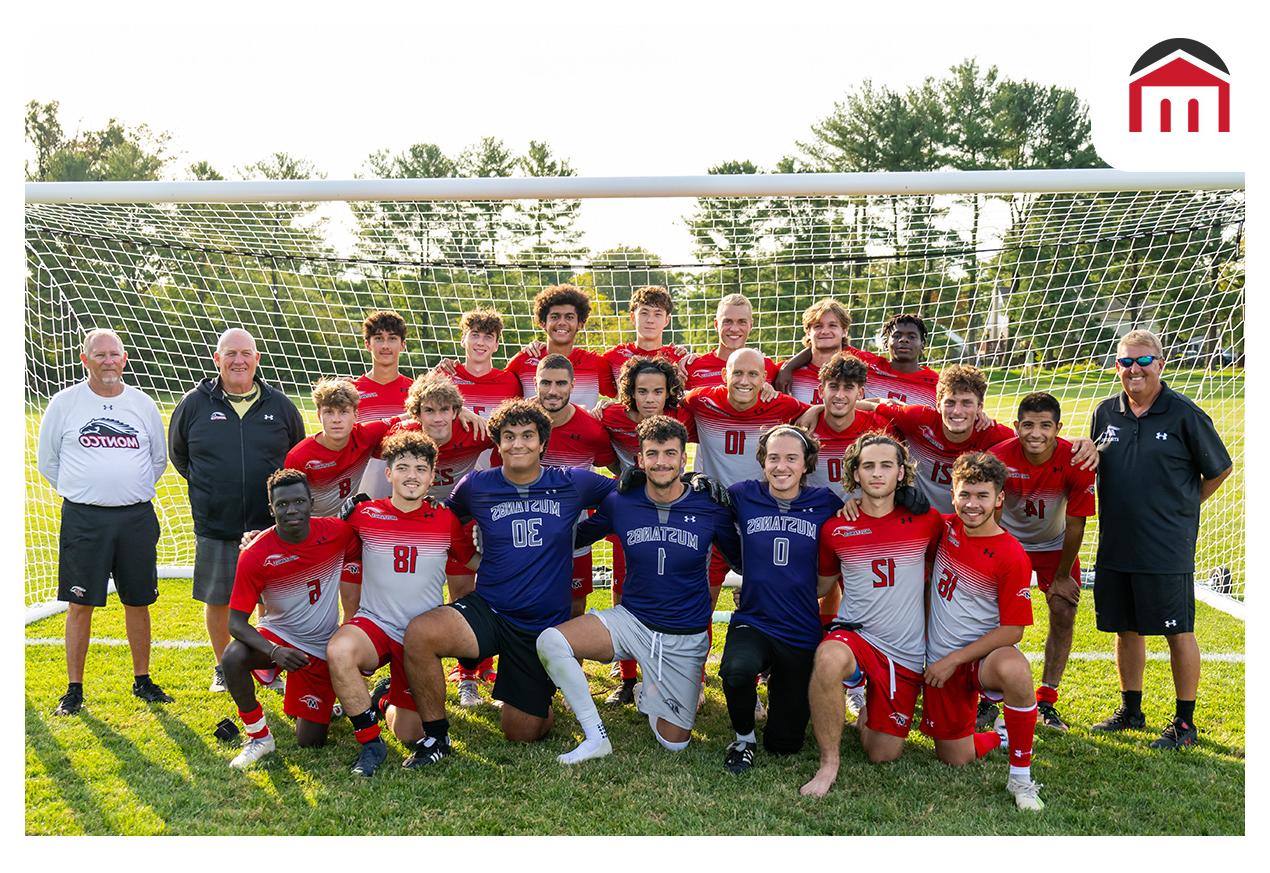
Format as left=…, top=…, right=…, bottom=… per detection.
left=571, top=552, right=593, bottom=599
left=609, top=535, right=627, bottom=599
left=823, top=629, right=922, bottom=738
left=919, top=658, right=1002, bottom=741
left=1028, top=550, right=1081, bottom=594
left=445, top=519, right=479, bottom=576
left=252, top=627, right=338, bottom=725
left=708, top=546, right=729, bottom=589
left=345, top=615, right=415, bottom=711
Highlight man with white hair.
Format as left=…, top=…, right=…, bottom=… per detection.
left=38, top=329, right=173, bottom=715
left=169, top=327, right=305, bottom=692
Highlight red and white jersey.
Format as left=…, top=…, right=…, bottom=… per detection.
left=602, top=342, right=690, bottom=385
left=353, top=374, right=413, bottom=422
left=285, top=419, right=395, bottom=516
left=819, top=507, right=943, bottom=673
left=451, top=363, right=522, bottom=419
left=848, top=347, right=939, bottom=407
left=682, top=386, right=808, bottom=488
left=990, top=437, right=1096, bottom=552
left=383, top=419, right=494, bottom=502
left=684, top=350, right=780, bottom=390
left=507, top=347, right=617, bottom=411
left=926, top=515, right=1033, bottom=663
left=493, top=405, right=617, bottom=470
left=598, top=403, right=697, bottom=473
left=873, top=403, right=1014, bottom=515
left=345, top=498, right=475, bottom=642
left=788, top=361, right=824, bottom=405
left=230, top=518, right=359, bottom=660
left=806, top=409, right=894, bottom=499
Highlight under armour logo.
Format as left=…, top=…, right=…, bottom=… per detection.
left=1156, top=432, right=1168, bottom=440
left=1013, top=748, right=1025, bottom=757
left=264, top=414, right=275, bottom=421
left=983, top=549, right=995, bottom=558
left=101, top=404, right=113, bottom=410
left=684, top=515, right=696, bottom=523
left=1165, top=619, right=1177, bottom=627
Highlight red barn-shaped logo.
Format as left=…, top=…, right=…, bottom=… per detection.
left=1129, top=39, right=1229, bottom=133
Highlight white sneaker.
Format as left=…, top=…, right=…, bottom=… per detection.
left=230, top=734, right=276, bottom=769
left=209, top=665, right=227, bottom=693
left=458, top=680, right=482, bottom=708
left=754, top=696, right=767, bottom=721
left=634, top=682, right=645, bottom=710
left=994, top=715, right=1009, bottom=750
left=1006, top=775, right=1045, bottom=811
left=846, top=684, right=867, bottom=718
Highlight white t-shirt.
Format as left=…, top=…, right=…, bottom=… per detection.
left=37, top=381, right=167, bottom=506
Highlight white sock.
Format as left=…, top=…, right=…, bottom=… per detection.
left=536, top=627, right=606, bottom=742
left=650, top=714, right=690, bottom=752
left=558, top=734, right=613, bottom=765
left=1009, top=765, right=1032, bottom=780
left=735, top=730, right=757, bottom=744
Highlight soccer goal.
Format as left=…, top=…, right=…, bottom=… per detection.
left=25, top=170, right=1245, bottom=622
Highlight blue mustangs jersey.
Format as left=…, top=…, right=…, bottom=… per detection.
left=448, top=465, right=615, bottom=633
left=728, top=480, right=843, bottom=650
left=577, top=486, right=741, bottom=632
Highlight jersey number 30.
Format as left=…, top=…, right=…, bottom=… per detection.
left=512, top=518, right=543, bottom=548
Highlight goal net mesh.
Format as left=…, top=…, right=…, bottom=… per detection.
left=25, top=185, right=1245, bottom=614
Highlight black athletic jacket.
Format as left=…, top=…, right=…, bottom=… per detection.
left=168, top=376, right=305, bottom=540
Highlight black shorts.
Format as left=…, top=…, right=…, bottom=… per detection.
left=1093, top=567, right=1195, bottom=635
left=448, top=592, right=556, bottom=719
left=58, top=500, right=160, bottom=608
left=719, top=621, right=816, bottom=755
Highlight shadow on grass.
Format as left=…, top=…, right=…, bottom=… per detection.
left=25, top=700, right=110, bottom=835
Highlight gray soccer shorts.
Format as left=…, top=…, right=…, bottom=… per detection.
left=593, top=604, right=709, bottom=731
left=193, top=535, right=240, bottom=605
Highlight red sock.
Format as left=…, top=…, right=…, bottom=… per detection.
left=973, top=731, right=1000, bottom=758
left=238, top=703, right=270, bottom=739
left=1003, top=703, right=1037, bottom=770
left=455, top=665, right=478, bottom=682
left=354, top=723, right=382, bottom=744
left=620, top=659, right=638, bottom=681
left=1036, top=685, right=1059, bottom=706
left=477, top=657, right=495, bottom=679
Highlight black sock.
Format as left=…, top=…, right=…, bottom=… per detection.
left=1176, top=699, right=1195, bottom=725
left=349, top=708, right=378, bottom=731
left=67, top=682, right=83, bottom=695
left=1122, top=690, right=1143, bottom=715
left=133, top=674, right=150, bottom=686
left=621, top=677, right=637, bottom=690
left=421, top=718, right=450, bottom=743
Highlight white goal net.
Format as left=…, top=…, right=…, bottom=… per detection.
left=25, top=172, right=1245, bottom=619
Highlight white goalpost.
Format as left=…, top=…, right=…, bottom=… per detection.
left=25, top=170, right=1245, bottom=623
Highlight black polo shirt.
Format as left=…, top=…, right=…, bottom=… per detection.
left=1090, top=382, right=1231, bottom=574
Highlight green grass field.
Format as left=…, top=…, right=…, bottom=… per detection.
left=25, top=582, right=1245, bottom=835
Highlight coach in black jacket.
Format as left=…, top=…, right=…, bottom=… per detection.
left=169, top=327, right=305, bottom=693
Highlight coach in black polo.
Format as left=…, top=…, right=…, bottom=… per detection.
left=1088, top=329, right=1231, bottom=750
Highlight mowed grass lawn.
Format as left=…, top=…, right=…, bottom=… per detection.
left=25, top=582, right=1245, bottom=836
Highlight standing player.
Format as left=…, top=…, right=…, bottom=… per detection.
left=537, top=415, right=741, bottom=763
left=436, top=308, right=523, bottom=419
left=990, top=392, right=1096, bottom=732
left=221, top=469, right=359, bottom=768
left=779, top=299, right=854, bottom=404
left=285, top=379, right=397, bottom=518
left=801, top=434, right=941, bottom=796
left=506, top=284, right=617, bottom=410
left=682, top=294, right=781, bottom=389
left=400, top=399, right=616, bottom=764
left=601, top=285, right=691, bottom=384
left=921, top=452, right=1045, bottom=811
left=719, top=426, right=843, bottom=774
left=355, top=310, right=414, bottom=499
left=327, top=430, right=477, bottom=776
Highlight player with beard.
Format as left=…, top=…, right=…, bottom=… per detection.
left=354, top=310, right=414, bottom=499
left=921, top=452, right=1045, bottom=812
left=506, top=284, right=617, bottom=410
left=221, top=469, right=359, bottom=768
left=801, top=434, right=941, bottom=796
left=536, top=415, right=740, bottom=763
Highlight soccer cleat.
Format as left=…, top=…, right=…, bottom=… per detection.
left=52, top=689, right=84, bottom=716
left=1006, top=776, right=1045, bottom=811
left=976, top=700, right=999, bottom=732
left=230, top=734, right=276, bottom=769
left=458, top=679, right=482, bottom=708
left=351, top=738, right=388, bottom=777
left=846, top=684, right=867, bottom=719
left=1091, top=706, right=1146, bottom=732
left=403, top=735, right=452, bottom=769
left=605, top=679, right=636, bottom=706
left=723, top=740, right=757, bottom=775
left=754, top=696, right=767, bottom=722
left=1037, top=702, right=1069, bottom=732
left=607, top=662, right=623, bottom=680
left=209, top=665, right=227, bottom=693
left=132, top=679, right=174, bottom=704
left=1149, top=718, right=1198, bottom=750
left=479, top=665, right=498, bottom=684
left=993, top=715, right=1009, bottom=750
left=370, top=677, right=391, bottom=715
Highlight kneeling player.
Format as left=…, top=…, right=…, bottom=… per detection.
left=326, top=430, right=477, bottom=776
left=537, top=416, right=740, bottom=763
left=801, top=434, right=941, bottom=796
left=921, top=452, right=1044, bottom=811
left=222, top=469, right=358, bottom=768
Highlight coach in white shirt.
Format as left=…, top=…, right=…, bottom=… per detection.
left=37, top=329, right=173, bottom=716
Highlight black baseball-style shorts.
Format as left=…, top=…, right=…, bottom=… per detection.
left=1093, top=566, right=1195, bottom=635
left=448, top=592, right=556, bottom=718
left=58, top=500, right=160, bottom=608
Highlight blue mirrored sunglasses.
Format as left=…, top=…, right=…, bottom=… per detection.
left=1116, top=355, right=1158, bottom=368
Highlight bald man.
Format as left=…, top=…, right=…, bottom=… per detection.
left=169, top=328, right=305, bottom=692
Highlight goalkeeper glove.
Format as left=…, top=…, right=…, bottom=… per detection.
left=894, top=485, right=930, bottom=516
left=682, top=472, right=730, bottom=508
left=338, top=492, right=372, bottom=520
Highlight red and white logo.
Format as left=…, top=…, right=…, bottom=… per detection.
left=263, top=553, right=300, bottom=568
left=304, top=459, right=337, bottom=471
left=299, top=694, right=322, bottom=710
left=1129, top=39, right=1229, bottom=133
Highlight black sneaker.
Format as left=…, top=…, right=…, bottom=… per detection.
left=133, top=679, right=174, bottom=704
left=1149, top=718, right=1198, bottom=750
left=1037, top=702, right=1069, bottom=732
left=351, top=737, right=388, bottom=776
left=402, top=735, right=452, bottom=769
left=52, top=689, right=83, bottom=716
left=605, top=678, right=636, bottom=706
left=370, top=676, right=392, bottom=716
left=723, top=740, right=756, bottom=774
left=976, top=700, right=999, bottom=732
left=1091, top=705, right=1146, bottom=732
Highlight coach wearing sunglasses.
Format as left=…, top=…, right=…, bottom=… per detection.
left=1087, top=329, right=1232, bottom=751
